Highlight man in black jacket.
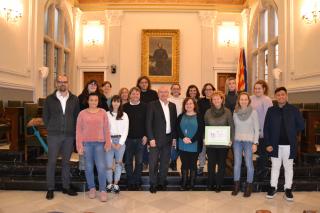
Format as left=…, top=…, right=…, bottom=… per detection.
left=43, top=75, right=80, bottom=200
left=146, top=86, right=177, bottom=193
left=264, top=87, right=304, bottom=201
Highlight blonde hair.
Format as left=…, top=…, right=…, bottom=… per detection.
left=225, top=76, right=236, bottom=95
left=211, top=91, right=225, bottom=103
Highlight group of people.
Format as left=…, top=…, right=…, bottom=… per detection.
left=43, top=74, right=304, bottom=203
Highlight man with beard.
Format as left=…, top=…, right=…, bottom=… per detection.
left=43, top=75, right=80, bottom=200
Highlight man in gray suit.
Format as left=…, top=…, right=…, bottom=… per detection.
left=146, top=86, right=177, bottom=193
left=43, top=75, right=80, bottom=200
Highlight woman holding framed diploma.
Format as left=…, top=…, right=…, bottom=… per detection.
left=177, top=97, right=204, bottom=191
left=232, top=92, right=259, bottom=197
left=204, top=91, right=234, bottom=193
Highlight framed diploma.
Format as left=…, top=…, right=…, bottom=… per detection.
left=205, top=126, right=230, bottom=146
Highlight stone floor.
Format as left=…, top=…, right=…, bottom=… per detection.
left=0, top=190, right=319, bottom=213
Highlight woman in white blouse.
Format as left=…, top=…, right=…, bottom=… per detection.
left=106, top=95, right=129, bottom=193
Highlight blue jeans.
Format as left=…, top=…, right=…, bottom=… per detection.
left=233, top=140, right=254, bottom=183
left=170, top=146, right=179, bottom=162
left=105, top=137, right=126, bottom=183
left=83, top=142, right=107, bottom=191
left=125, top=138, right=144, bottom=185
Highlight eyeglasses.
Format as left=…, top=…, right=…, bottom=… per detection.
left=57, top=81, right=68, bottom=84
left=89, top=82, right=97, bottom=86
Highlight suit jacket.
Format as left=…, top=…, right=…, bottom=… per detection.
left=264, top=103, right=304, bottom=159
left=146, top=100, right=177, bottom=146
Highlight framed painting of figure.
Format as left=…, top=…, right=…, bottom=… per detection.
left=141, top=29, right=180, bottom=83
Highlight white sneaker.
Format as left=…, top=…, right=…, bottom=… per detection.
left=106, top=184, right=113, bottom=193
left=113, top=184, right=120, bottom=193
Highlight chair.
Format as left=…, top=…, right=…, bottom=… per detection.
left=24, top=103, right=44, bottom=161
left=38, top=98, right=46, bottom=107
left=0, top=100, right=11, bottom=145
left=7, top=100, right=22, bottom=107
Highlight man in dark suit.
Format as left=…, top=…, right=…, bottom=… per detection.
left=146, top=86, right=177, bottom=193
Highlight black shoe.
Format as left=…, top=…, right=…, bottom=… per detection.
left=266, top=186, right=277, bottom=199
left=149, top=185, right=157, bottom=193
left=215, top=185, right=221, bottom=193
left=134, top=184, right=141, bottom=191
left=170, top=160, right=177, bottom=171
left=127, top=184, right=135, bottom=191
left=157, top=185, right=167, bottom=191
left=62, top=187, right=78, bottom=196
left=189, top=170, right=196, bottom=190
left=197, top=167, right=204, bottom=176
left=180, top=170, right=188, bottom=191
left=284, top=188, right=294, bottom=201
left=206, top=185, right=215, bottom=191
left=46, top=190, right=54, bottom=200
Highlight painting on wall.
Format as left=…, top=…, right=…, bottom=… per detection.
left=141, top=29, right=180, bottom=83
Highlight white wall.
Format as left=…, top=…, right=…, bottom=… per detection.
left=119, top=11, right=202, bottom=94
left=0, top=0, right=33, bottom=93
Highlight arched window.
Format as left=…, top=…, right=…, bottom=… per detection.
left=43, top=1, right=72, bottom=96
left=249, top=0, right=279, bottom=95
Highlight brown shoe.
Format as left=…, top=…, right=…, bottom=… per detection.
left=243, top=182, right=252, bottom=197
left=231, top=181, right=240, bottom=196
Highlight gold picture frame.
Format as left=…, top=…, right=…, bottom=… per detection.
left=141, top=29, right=180, bottom=83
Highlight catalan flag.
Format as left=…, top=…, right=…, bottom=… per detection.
left=236, top=48, right=248, bottom=92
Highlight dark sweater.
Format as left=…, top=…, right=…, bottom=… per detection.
left=43, top=91, right=80, bottom=137
left=204, top=106, right=235, bottom=148
left=123, top=102, right=147, bottom=139
left=177, top=113, right=204, bottom=153
left=140, top=89, right=158, bottom=103
left=198, top=97, right=211, bottom=119
left=225, top=91, right=238, bottom=113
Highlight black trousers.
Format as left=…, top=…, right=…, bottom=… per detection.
left=180, top=151, right=198, bottom=171
left=148, top=137, right=172, bottom=186
left=47, top=135, right=74, bottom=190
left=125, top=138, right=145, bottom=185
left=256, top=138, right=268, bottom=175
left=207, top=147, right=228, bottom=186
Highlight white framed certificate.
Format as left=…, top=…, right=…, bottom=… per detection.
left=205, top=126, right=230, bottom=146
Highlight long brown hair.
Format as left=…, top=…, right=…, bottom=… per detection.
left=235, top=92, right=251, bottom=112
left=109, top=95, right=124, bottom=120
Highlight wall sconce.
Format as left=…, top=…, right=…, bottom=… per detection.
left=301, top=0, right=320, bottom=24
left=218, top=22, right=240, bottom=47
left=0, top=0, right=23, bottom=22
left=83, top=21, right=104, bottom=46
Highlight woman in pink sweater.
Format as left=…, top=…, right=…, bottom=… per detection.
left=76, top=93, right=111, bottom=202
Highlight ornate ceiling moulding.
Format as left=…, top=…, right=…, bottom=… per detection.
left=77, top=0, right=247, bottom=12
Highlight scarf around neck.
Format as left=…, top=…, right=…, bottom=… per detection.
left=211, top=105, right=225, bottom=118
left=236, top=105, right=253, bottom=121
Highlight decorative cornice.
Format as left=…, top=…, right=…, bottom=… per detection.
left=290, top=71, right=320, bottom=80
left=287, top=84, right=320, bottom=93
left=0, top=80, right=34, bottom=91
left=105, top=10, right=123, bottom=27
left=0, top=67, right=31, bottom=77
left=198, top=10, right=218, bottom=28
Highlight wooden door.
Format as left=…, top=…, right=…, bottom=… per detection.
left=83, top=72, right=105, bottom=88
left=217, top=73, right=236, bottom=93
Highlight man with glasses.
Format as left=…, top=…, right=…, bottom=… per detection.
left=43, top=75, right=80, bottom=200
